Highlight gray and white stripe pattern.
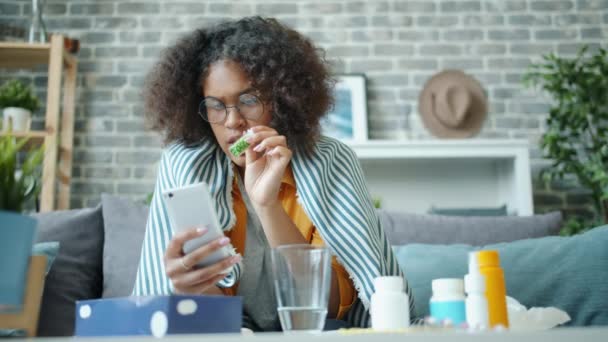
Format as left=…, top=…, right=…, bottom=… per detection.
left=133, top=135, right=414, bottom=327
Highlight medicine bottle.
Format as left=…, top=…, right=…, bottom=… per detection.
left=477, top=250, right=509, bottom=328
left=429, top=278, right=466, bottom=325
left=465, top=251, right=489, bottom=330
left=370, top=276, right=410, bottom=330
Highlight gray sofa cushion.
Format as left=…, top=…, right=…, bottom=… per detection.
left=101, top=194, right=148, bottom=298
left=428, top=204, right=508, bottom=216
left=33, top=205, right=104, bottom=336
left=379, top=210, right=562, bottom=245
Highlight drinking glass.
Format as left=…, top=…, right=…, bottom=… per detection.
left=271, top=244, right=331, bottom=333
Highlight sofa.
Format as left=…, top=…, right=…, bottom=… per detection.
left=30, top=194, right=608, bottom=336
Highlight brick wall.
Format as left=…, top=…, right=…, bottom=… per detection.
left=1, top=0, right=606, bottom=217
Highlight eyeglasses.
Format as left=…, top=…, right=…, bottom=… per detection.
left=198, top=94, right=264, bottom=123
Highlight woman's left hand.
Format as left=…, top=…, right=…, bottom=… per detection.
left=244, top=126, right=292, bottom=207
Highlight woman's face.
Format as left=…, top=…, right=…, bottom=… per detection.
left=202, top=60, right=272, bottom=168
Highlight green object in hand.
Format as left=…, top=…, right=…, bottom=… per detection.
left=229, top=130, right=253, bottom=157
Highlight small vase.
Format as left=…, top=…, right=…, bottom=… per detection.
left=2, top=107, right=32, bottom=132
left=28, top=0, right=47, bottom=43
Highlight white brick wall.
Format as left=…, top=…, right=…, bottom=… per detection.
left=1, top=0, right=606, bottom=216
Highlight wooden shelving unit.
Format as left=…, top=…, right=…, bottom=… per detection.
left=0, top=35, right=77, bottom=212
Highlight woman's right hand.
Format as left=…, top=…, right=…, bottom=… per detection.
left=164, top=227, right=241, bottom=294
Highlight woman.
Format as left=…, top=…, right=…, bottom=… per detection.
left=133, top=16, right=413, bottom=330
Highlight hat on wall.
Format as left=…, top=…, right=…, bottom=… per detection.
left=418, top=70, right=487, bottom=138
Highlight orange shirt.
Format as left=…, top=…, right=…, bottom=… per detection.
left=221, top=165, right=356, bottom=319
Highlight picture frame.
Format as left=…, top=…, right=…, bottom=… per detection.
left=321, top=74, right=368, bottom=143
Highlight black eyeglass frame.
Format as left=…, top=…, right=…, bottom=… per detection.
left=197, top=93, right=265, bottom=123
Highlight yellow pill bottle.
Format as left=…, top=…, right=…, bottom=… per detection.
left=477, top=250, right=509, bottom=328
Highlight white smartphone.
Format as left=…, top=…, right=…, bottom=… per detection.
left=161, top=182, right=235, bottom=270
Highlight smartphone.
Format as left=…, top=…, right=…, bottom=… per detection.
left=161, top=182, right=235, bottom=270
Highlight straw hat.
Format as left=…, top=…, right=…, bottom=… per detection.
left=418, top=70, right=487, bottom=138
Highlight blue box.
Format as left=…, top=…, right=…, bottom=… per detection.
left=0, top=212, right=36, bottom=312
left=75, top=295, right=242, bottom=337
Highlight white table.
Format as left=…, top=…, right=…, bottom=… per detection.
left=19, top=328, right=608, bottom=342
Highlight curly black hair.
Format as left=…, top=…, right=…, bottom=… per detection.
left=143, top=16, right=334, bottom=153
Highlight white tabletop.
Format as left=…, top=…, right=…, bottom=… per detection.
left=20, top=327, right=608, bottom=342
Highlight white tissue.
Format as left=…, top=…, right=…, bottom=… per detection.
left=506, top=296, right=570, bottom=331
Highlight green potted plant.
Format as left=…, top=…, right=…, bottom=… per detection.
left=524, top=46, right=608, bottom=235
left=0, top=79, right=40, bottom=132
left=0, top=134, right=44, bottom=212
left=0, top=133, right=44, bottom=311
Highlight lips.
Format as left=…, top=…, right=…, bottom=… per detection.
left=227, top=133, right=243, bottom=145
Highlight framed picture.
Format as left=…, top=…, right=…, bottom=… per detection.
left=321, top=74, right=368, bottom=143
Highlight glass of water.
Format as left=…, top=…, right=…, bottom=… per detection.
left=271, top=244, right=332, bottom=333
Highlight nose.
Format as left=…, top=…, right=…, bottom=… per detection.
left=224, top=106, right=244, bottom=129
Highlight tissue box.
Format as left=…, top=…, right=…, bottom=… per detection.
left=75, top=295, right=242, bottom=337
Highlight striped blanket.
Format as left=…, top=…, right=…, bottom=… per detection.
left=133, top=135, right=414, bottom=327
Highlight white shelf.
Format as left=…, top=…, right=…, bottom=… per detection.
left=349, top=139, right=529, bottom=159
left=348, top=139, right=533, bottom=216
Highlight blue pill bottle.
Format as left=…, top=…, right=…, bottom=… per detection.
left=429, top=278, right=466, bottom=325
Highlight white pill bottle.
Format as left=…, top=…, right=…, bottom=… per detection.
left=465, top=251, right=489, bottom=330
left=370, top=276, right=410, bottom=330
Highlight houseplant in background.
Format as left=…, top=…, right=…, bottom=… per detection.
left=0, top=132, right=44, bottom=312
left=0, top=133, right=44, bottom=212
left=524, top=46, right=608, bottom=235
left=0, top=79, right=40, bottom=133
